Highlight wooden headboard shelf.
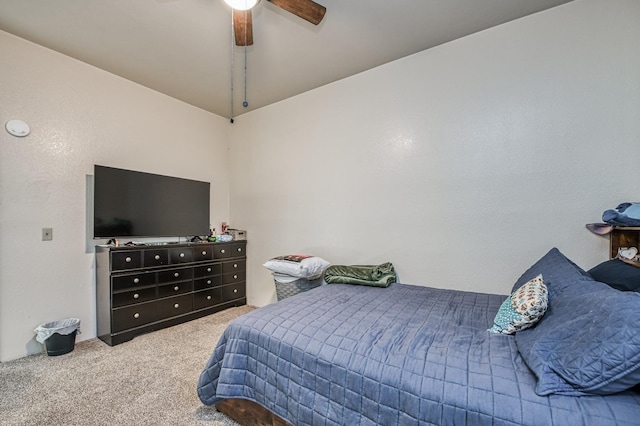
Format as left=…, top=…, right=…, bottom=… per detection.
left=610, top=227, right=640, bottom=259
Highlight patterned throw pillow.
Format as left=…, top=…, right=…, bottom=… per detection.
left=489, top=275, right=548, bottom=334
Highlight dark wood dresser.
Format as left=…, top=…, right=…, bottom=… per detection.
left=95, top=241, right=247, bottom=346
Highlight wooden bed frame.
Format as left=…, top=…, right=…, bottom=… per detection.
left=216, top=398, right=290, bottom=426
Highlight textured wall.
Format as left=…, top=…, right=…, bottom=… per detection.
left=0, top=32, right=230, bottom=361
left=2, top=0, right=639, bottom=362
left=229, top=0, right=640, bottom=306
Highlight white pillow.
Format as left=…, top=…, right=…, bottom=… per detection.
left=263, top=255, right=330, bottom=279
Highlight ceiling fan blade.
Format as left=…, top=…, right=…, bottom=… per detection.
left=268, top=0, right=326, bottom=25
left=232, top=9, right=254, bottom=46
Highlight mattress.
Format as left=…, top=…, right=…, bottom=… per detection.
left=198, top=282, right=640, bottom=425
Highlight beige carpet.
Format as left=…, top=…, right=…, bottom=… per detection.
left=0, top=306, right=256, bottom=426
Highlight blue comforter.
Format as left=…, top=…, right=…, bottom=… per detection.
left=198, top=283, right=640, bottom=425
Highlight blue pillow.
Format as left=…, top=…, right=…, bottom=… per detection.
left=588, top=259, right=640, bottom=292
left=515, top=250, right=640, bottom=396
left=510, top=248, right=592, bottom=297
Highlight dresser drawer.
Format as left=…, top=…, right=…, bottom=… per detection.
left=112, top=251, right=142, bottom=271
left=221, top=283, right=246, bottom=301
left=113, top=287, right=156, bottom=308
left=158, top=280, right=193, bottom=298
left=222, top=259, right=246, bottom=274
left=212, top=243, right=245, bottom=259
left=112, top=301, right=158, bottom=333
left=144, top=249, right=168, bottom=267
left=212, top=244, right=231, bottom=259
left=223, top=270, right=245, bottom=285
left=228, top=243, right=246, bottom=258
left=194, top=246, right=214, bottom=262
left=194, top=263, right=222, bottom=278
left=157, top=294, right=192, bottom=318
left=112, top=271, right=155, bottom=291
left=157, top=267, right=193, bottom=284
left=169, top=248, right=193, bottom=263
left=194, top=275, right=223, bottom=291
left=194, top=288, right=223, bottom=310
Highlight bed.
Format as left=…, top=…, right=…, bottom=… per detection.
left=198, top=248, right=640, bottom=425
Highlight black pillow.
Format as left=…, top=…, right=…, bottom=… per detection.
left=588, top=259, right=640, bottom=292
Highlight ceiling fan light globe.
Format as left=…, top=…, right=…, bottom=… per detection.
left=224, top=0, right=259, bottom=11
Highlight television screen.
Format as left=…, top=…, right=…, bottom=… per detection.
left=93, top=165, right=210, bottom=239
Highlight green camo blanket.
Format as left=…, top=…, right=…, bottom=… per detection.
left=323, top=262, right=396, bottom=287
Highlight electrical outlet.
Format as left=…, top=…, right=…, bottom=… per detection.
left=42, top=228, right=53, bottom=241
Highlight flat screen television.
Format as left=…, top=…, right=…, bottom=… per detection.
left=93, top=165, right=210, bottom=239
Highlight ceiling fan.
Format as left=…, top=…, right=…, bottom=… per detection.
left=224, top=0, right=326, bottom=46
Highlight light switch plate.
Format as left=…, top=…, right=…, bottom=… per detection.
left=42, top=228, right=53, bottom=241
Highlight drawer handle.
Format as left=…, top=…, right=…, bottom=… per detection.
left=233, top=263, right=238, bottom=268
left=133, top=278, right=140, bottom=284
left=202, top=250, right=207, bottom=256
left=220, top=249, right=226, bottom=254
left=174, top=272, right=180, bottom=278
left=174, top=303, right=180, bottom=308
left=133, top=313, right=140, bottom=319
left=155, top=254, right=160, bottom=260
left=237, top=248, right=242, bottom=252
left=179, top=252, right=185, bottom=258
left=133, top=293, right=139, bottom=299
left=233, top=289, right=238, bottom=293
left=207, top=295, right=212, bottom=300
left=207, top=280, right=212, bottom=284
left=207, top=267, right=212, bottom=272
left=233, top=274, right=238, bottom=279
left=125, top=256, right=132, bottom=263
left=174, top=286, right=179, bottom=291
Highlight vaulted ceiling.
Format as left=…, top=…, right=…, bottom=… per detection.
left=0, top=0, right=573, bottom=119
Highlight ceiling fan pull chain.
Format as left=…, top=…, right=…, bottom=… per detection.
left=243, top=44, right=249, bottom=108
left=242, top=8, right=249, bottom=109
left=229, top=11, right=235, bottom=123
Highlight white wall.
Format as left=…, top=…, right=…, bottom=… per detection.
left=2, top=0, right=638, bottom=362
left=229, top=0, right=640, bottom=306
left=0, top=31, right=230, bottom=361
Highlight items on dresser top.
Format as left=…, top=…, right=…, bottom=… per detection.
left=95, top=241, right=247, bottom=346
